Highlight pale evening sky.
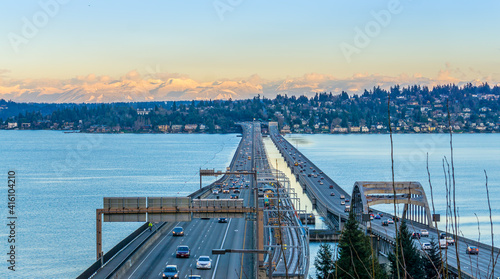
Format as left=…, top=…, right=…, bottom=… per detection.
left=0, top=0, right=499, bottom=102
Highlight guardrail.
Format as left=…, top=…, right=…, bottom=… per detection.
left=104, top=222, right=168, bottom=279
left=76, top=222, right=149, bottom=279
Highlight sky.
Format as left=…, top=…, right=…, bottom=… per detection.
left=0, top=0, right=499, bottom=102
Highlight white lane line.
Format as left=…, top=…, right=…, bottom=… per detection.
left=127, top=222, right=180, bottom=279
left=211, top=219, right=232, bottom=279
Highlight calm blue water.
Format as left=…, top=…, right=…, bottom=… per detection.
left=0, top=131, right=498, bottom=278
left=285, top=133, right=500, bottom=244
left=0, top=131, right=239, bottom=278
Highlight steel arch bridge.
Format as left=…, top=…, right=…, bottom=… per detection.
left=351, top=181, right=434, bottom=228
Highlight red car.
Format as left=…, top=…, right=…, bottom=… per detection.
left=176, top=245, right=190, bottom=258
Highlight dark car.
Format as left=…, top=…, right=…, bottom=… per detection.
left=172, top=227, right=184, bottom=236
left=382, top=220, right=389, bottom=226
left=233, top=189, right=240, bottom=194
left=466, top=246, right=479, bottom=255
left=162, top=265, right=179, bottom=278
left=230, top=194, right=239, bottom=199
left=411, top=232, right=421, bottom=239
left=218, top=217, right=228, bottom=223
left=176, top=245, right=190, bottom=258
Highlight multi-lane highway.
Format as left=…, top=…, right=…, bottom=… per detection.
left=119, top=123, right=257, bottom=279
left=269, top=127, right=351, bottom=222
left=269, top=125, right=499, bottom=278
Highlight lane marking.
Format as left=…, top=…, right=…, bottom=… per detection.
left=211, top=218, right=232, bottom=279
left=239, top=219, right=248, bottom=279
left=127, top=222, right=180, bottom=279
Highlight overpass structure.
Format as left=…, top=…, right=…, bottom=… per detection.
left=352, top=181, right=434, bottom=228
left=268, top=123, right=499, bottom=279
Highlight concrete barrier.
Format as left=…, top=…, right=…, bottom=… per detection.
left=110, top=222, right=176, bottom=279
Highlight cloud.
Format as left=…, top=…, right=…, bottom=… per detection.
left=0, top=67, right=496, bottom=103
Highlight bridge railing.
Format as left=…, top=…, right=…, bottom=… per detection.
left=76, top=222, right=149, bottom=279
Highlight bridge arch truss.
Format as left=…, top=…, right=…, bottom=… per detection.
left=351, top=181, right=433, bottom=228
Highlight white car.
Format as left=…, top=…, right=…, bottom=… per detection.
left=446, top=236, right=455, bottom=245
left=196, top=255, right=212, bottom=269
left=421, top=243, right=432, bottom=250
left=420, top=229, right=429, bottom=237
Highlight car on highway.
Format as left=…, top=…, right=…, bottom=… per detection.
left=340, top=201, right=345, bottom=205
left=382, top=220, right=389, bottom=226
left=446, top=236, right=455, bottom=245
left=374, top=214, right=381, bottom=219
left=340, top=195, right=345, bottom=199
left=411, top=232, right=421, bottom=239
left=329, top=185, right=334, bottom=189
left=212, top=189, right=219, bottom=194
left=218, top=217, right=228, bottom=223
left=379, top=213, right=383, bottom=217
left=466, top=246, right=479, bottom=255
left=421, top=243, right=432, bottom=250
left=176, top=245, right=190, bottom=258
left=188, top=276, right=201, bottom=279
left=233, top=189, right=241, bottom=193
left=222, top=189, right=230, bottom=194
left=439, top=239, right=448, bottom=249
left=196, top=255, right=213, bottom=269
left=172, top=227, right=184, bottom=236
left=230, top=194, right=239, bottom=199
left=330, top=192, right=335, bottom=196
left=162, top=265, right=179, bottom=278
left=319, top=182, right=324, bottom=185
left=420, top=229, right=429, bottom=237
left=345, top=198, right=350, bottom=202
left=387, top=218, right=394, bottom=224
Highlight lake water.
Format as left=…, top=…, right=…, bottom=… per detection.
left=283, top=133, right=500, bottom=244
left=0, top=131, right=239, bottom=278
left=0, top=131, right=498, bottom=278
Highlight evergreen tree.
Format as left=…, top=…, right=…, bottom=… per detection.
left=423, top=238, right=443, bottom=279
left=389, top=220, right=424, bottom=278
left=314, top=243, right=335, bottom=279
left=336, top=210, right=385, bottom=279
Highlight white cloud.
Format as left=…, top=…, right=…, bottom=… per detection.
left=0, top=67, right=496, bottom=103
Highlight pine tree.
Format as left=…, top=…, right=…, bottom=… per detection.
left=389, top=220, right=425, bottom=278
left=314, top=243, right=335, bottom=279
left=423, top=237, right=443, bottom=279
left=336, top=211, right=385, bottom=279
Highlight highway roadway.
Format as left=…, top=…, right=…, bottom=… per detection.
left=369, top=214, right=500, bottom=278
left=269, top=126, right=499, bottom=278
left=269, top=128, right=351, bottom=220
left=121, top=123, right=257, bottom=279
